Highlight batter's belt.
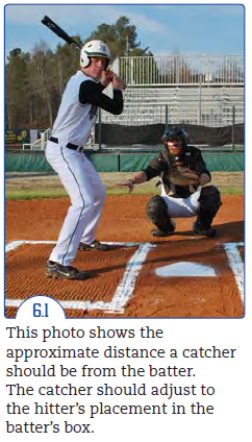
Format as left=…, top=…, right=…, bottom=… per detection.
left=49, top=136, right=84, bottom=152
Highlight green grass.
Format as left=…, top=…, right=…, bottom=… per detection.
left=5, top=188, right=68, bottom=200
left=219, top=187, right=244, bottom=195
left=5, top=186, right=244, bottom=200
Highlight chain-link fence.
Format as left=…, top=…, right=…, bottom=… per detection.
left=119, top=55, right=244, bottom=86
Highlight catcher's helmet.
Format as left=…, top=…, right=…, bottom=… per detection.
left=162, top=126, right=189, bottom=144
left=80, top=40, right=110, bottom=69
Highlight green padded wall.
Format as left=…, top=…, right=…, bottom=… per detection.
left=5, top=151, right=244, bottom=173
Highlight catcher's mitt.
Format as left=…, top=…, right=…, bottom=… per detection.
left=168, top=167, right=200, bottom=186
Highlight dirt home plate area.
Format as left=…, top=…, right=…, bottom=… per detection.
left=5, top=194, right=244, bottom=318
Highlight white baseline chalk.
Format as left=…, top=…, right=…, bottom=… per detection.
left=5, top=240, right=244, bottom=313
left=5, top=241, right=154, bottom=314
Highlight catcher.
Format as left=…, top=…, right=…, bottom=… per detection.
left=117, top=126, right=222, bottom=237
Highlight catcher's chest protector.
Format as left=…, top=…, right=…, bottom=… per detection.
left=161, top=148, right=194, bottom=169
left=160, top=149, right=198, bottom=197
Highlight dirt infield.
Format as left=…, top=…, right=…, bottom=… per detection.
left=5, top=194, right=244, bottom=318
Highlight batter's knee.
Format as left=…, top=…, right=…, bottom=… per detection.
left=82, top=196, right=95, bottom=212
left=98, top=183, right=106, bottom=203
left=92, top=182, right=106, bottom=205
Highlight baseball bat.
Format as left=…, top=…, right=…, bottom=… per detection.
left=41, top=15, right=81, bottom=49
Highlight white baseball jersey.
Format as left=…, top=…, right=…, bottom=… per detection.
left=52, top=70, right=97, bottom=147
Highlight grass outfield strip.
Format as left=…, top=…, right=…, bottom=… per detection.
left=5, top=171, right=244, bottom=200
left=5, top=186, right=244, bottom=200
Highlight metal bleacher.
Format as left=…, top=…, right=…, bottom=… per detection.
left=22, top=54, right=244, bottom=150
left=101, top=54, right=244, bottom=127
left=101, top=85, right=244, bottom=127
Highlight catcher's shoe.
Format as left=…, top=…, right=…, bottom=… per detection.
left=78, top=240, right=112, bottom=251
left=192, top=221, right=217, bottom=238
left=46, top=261, right=95, bottom=280
left=151, top=228, right=174, bottom=237
left=151, top=220, right=176, bottom=237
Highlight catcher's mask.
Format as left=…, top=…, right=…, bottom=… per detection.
left=162, top=126, right=189, bottom=155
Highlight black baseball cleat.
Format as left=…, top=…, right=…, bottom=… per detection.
left=150, top=220, right=176, bottom=237
left=78, top=240, right=113, bottom=251
left=150, top=228, right=175, bottom=237
left=192, top=221, right=217, bottom=238
left=45, top=261, right=95, bottom=280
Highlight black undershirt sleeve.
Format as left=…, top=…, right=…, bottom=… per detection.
left=79, top=80, right=123, bottom=115
left=142, top=157, right=168, bottom=181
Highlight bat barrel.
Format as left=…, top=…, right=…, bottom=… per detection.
left=41, top=16, right=81, bottom=50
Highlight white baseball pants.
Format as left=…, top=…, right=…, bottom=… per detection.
left=160, top=184, right=201, bottom=218
left=45, top=141, right=106, bottom=266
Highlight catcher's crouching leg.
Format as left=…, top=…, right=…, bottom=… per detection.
left=146, top=196, right=175, bottom=237
left=193, top=185, right=222, bottom=237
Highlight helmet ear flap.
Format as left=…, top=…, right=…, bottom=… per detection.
left=104, top=59, right=110, bottom=70
left=80, top=49, right=91, bottom=68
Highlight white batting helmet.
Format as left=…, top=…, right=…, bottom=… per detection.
left=80, top=40, right=110, bottom=69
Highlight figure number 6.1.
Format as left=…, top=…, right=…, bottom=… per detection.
left=33, top=303, right=49, bottom=318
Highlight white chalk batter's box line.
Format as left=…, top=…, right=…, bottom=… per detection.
left=5, top=240, right=244, bottom=314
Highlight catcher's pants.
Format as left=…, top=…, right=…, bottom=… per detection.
left=160, top=186, right=201, bottom=218
left=45, top=141, right=106, bottom=266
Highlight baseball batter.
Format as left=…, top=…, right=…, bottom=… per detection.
left=117, top=126, right=222, bottom=237
left=45, top=40, right=125, bottom=280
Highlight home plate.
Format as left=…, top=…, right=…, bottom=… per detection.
left=155, top=262, right=217, bottom=277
